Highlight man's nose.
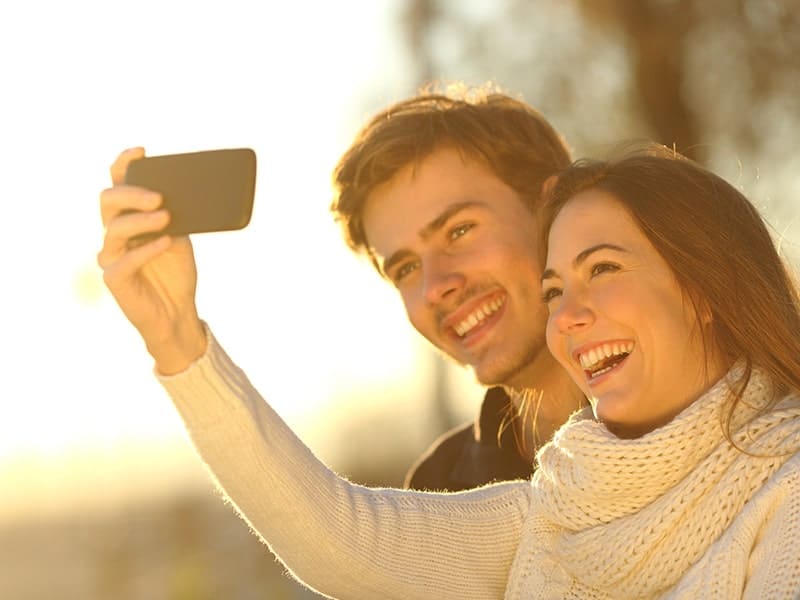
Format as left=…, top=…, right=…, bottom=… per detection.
left=422, top=256, right=465, bottom=305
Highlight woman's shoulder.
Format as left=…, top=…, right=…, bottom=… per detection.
left=739, top=388, right=800, bottom=510
left=773, top=450, right=800, bottom=483
left=753, top=450, right=800, bottom=510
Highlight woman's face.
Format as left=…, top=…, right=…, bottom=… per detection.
left=541, top=189, right=725, bottom=438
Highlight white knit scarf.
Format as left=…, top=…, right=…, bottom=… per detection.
left=518, top=367, right=800, bottom=598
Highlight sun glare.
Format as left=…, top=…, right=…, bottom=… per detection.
left=0, top=0, right=462, bottom=513
left=73, top=264, right=106, bottom=306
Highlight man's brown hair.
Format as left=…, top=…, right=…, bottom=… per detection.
left=331, top=83, right=571, bottom=270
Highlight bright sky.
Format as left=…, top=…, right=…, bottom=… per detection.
left=0, top=0, right=484, bottom=513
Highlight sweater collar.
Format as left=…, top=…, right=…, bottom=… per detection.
left=527, top=366, right=800, bottom=596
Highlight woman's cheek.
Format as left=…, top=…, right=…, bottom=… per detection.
left=545, top=324, right=568, bottom=369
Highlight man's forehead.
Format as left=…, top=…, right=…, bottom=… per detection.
left=361, top=147, right=531, bottom=266
left=366, top=197, right=483, bottom=257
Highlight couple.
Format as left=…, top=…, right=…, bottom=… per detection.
left=98, top=86, right=800, bottom=598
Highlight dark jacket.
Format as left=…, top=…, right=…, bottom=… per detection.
left=404, top=387, right=534, bottom=492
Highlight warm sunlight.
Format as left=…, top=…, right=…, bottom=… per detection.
left=1, top=0, right=481, bottom=516
left=4, top=2, right=799, bottom=598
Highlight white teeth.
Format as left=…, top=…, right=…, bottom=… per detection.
left=588, top=348, right=600, bottom=366
left=453, top=297, right=505, bottom=337
left=578, top=342, right=634, bottom=373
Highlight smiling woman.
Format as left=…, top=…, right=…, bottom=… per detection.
left=542, top=188, right=725, bottom=438
left=539, top=144, right=800, bottom=442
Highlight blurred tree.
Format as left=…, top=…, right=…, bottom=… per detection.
left=577, top=0, right=700, bottom=159
left=577, top=0, right=800, bottom=169
left=401, top=0, right=800, bottom=215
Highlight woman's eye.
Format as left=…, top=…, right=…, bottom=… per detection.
left=449, top=223, right=475, bottom=241
left=590, top=262, right=620, bottom=277
left=541, top=287, right=562, bottom=304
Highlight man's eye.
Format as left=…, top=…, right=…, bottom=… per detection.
left=449, top=223, right=475, bottom=241
left=393, top=261, right=419, bottom=283
left=590, top=262, right=620, bottom=277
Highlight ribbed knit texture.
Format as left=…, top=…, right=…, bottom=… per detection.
left=160, top=328, right=531, bottom=600
left=159, top=328, right=800, bottom=599
left=506, top=368, right=800, bottom=599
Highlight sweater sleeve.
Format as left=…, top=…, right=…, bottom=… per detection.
left=157, top=327, right=531, bottom=600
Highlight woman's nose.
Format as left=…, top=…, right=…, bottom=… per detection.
left=550, top=288, right=595, bottom=333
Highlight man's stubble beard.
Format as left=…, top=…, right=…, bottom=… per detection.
left=471, top=326, right=548, bottom=389
left=473, top=283, right=550, bottom=389
left=425, top=280, right=549, bottom=388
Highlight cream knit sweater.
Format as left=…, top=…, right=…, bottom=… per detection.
left=159, top=328, right=800, bottom=599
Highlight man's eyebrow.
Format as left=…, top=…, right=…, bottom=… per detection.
left=380, top=200, right=484, bottom=276
left=540, top=243, right=628, bottom=281
left=381, top=249, right=413, bottom=279
left=420, top=200, right=483, bottom=239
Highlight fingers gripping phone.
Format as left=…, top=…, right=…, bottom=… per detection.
left=124, top=148, right=257, bottom=239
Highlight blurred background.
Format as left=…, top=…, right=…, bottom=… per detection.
left=1, top=0, right=798, bottom=598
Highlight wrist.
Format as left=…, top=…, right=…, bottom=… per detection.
left=148, top=315, right=207, bottom=375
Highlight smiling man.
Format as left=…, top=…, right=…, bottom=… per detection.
left=331, top=86, right=587, bottom=490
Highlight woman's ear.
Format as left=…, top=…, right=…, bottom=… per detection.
left=698, top=299, right=713, bottom=326
left=686, top=289, right=713, bottom=327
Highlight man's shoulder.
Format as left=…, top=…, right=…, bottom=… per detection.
left=404, top=387, right=533, bottom=491
left=404, top=421, right=477, bottom=488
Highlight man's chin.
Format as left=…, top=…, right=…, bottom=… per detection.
left=472, top=361, right=523, bottom=388
left=471, top=347, right=546, bottom=388
left=436, top=345, right=533, bottom=387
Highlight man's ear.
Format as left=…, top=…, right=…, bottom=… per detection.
left=541, top=174, right=559, bottom=199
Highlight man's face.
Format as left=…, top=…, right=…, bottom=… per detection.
left=362, top=147, right=548, bottom=388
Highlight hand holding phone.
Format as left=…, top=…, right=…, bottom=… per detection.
left=124, top=148, right=257, bottom=237
left=99, top=147, right=212, bottom=375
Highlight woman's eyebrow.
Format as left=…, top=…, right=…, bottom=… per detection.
left=541, top=243, right=629, bottom=282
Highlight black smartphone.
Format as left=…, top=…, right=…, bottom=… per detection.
left=124, top=148, right=257, bottom=238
